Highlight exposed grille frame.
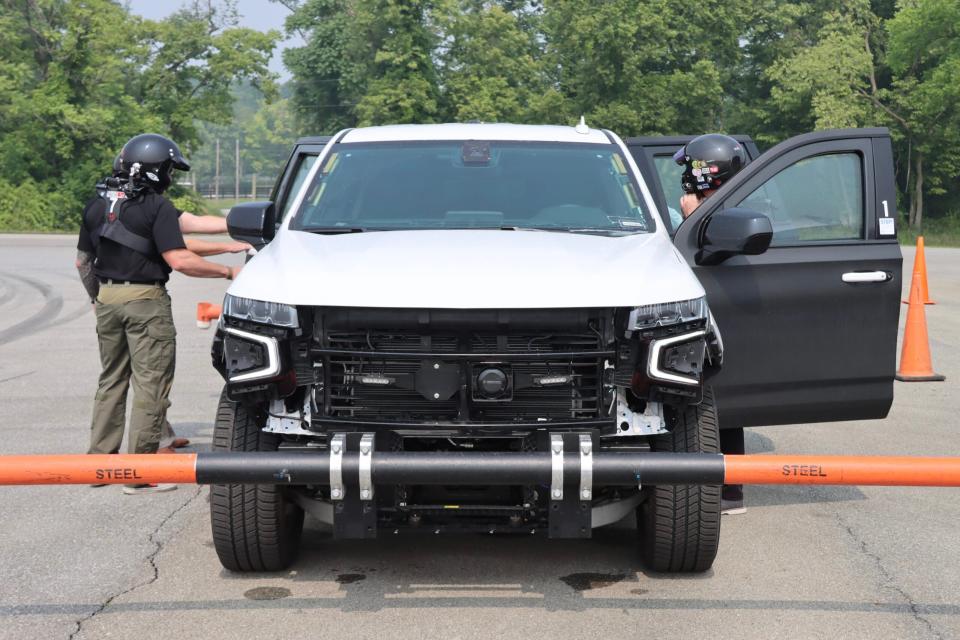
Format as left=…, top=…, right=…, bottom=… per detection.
left=311, top=307, right=618, bottom=429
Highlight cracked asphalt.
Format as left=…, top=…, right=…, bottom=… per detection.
left=1, top=234, right=959, bottom=640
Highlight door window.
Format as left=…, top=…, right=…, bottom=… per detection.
left=653, top=154, right=685, bottom=232
left=734, top=153, right=863, bottom=245
left=279, top=154, right=319, bottom=221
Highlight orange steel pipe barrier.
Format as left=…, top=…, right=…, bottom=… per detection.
left=724, top=455, right=960, bottom=487
left=0, top=454, right=198, bottom=486
left=2, top=453, right=960, bottom=487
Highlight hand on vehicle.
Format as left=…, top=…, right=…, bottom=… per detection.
left=680, top=193, right=701, bottom=218
left=226, top=241, right=253, bottom=253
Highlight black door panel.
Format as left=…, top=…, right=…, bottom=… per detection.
left=700, top=244, right=901, bottom=428
left=673, top=128, right=902, bottom=429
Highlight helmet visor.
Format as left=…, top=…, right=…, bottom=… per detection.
left=672, top=147, right=687, bottom=165
left=170, top=153, right=190, bottom=172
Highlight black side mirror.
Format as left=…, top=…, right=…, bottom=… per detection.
left=696, top=207, right=773, bottom=266
left=227, top=201, right=276, bottom=248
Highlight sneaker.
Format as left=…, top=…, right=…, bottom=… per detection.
left=171, top=438, right=191, bottom=448
left=721, top=498, right=747, bottom=515
left=122, top=484, right=177, bottom=495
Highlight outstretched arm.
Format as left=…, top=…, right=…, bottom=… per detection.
left=179, top=211, right=229, bottom=234
left=184, top=237, right=251, bottom=257
left=162, top=248, right=242, bottom=280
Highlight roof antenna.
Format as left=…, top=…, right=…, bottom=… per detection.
left=575, top=115, right=589, bottom=135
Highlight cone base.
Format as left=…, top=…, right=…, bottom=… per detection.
left=895, top=372, right=946, bottom=382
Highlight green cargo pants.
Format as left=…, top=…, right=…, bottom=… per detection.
left=88, top=284, right=177, bottom=455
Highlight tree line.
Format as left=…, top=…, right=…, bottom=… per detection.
left=0, top=0, right=277, bottom=230
left=0, top=0, right=957, bottom=231
left=277, top=0, right=958, bottom=230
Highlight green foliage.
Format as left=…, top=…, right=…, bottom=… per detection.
left=272, top=0, right=960, bottom=229
left=0, top=178, right=74, bottom=232
left=242, top=98, right=301, bottom=176
left=885, top=0, right=960, bottom=219
left=0, top=0, right=278, bottom=231
left=135, top=4, right=279, bottom=146
left=541, top=0, right=743, bottom=134
left=766, top=6, right=877, bottom=129
left=353, top=0, right=442, bottom=125
left=898, top=211, right=960, bottom=247
left=281, top=0, right=356, bottom=134
left=3, top=0, right=959, bottom=233
left=188, top=84, right=299, bottom=197
left=438, top=1, right=547, bottom=123
left=744, top=0, right=960, bottom=229
left=167, top=187, right=211, bottom=218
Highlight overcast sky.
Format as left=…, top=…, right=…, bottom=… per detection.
left=125, top=0, right=302, bottom=80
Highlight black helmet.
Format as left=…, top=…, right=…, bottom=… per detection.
left=673, top=134, right=747, bottom=195
left=118, top=133, right=190, bottom=193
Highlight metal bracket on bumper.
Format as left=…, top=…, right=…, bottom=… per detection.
left=331, top=433, right=377, bottom=539
left=548, top=433, right=595, bottom=539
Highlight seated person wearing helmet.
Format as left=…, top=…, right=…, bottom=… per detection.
left=674, top=133, right=747, bottom=219
left=673, top=133, right=749, bottom=515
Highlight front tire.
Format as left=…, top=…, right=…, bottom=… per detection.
left=638, top=387, right=722, bottom=572
left=209, top=388, right=304, bottom=572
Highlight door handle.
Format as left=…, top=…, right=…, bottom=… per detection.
left=842, top=271, right=890, bottom=283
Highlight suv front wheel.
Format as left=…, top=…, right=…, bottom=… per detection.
left=637, top=386, right=722, bottom=572
left=209, top=388, right=305, bottom=572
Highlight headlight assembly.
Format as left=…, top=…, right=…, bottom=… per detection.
left=222, top=294, right=299, bottom=328
left=628, top=296, right=707, bottom=331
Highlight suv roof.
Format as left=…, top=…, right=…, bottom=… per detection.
left=323, top=123, right=612, bottom=145
left=625, top=135, right=757, bottom=148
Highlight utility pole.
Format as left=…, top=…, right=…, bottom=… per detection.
left=235, top=138, right=240, bottom=199
left=214, top=138, right=220, bottom=199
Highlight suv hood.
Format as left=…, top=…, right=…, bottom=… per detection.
left=228, top=229, right=704, bottom=309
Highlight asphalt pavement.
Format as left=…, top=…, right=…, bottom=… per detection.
left=1, top=234, right=958, bottom=640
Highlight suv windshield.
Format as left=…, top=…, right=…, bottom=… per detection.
left=289, top=141, right=655, bottom=234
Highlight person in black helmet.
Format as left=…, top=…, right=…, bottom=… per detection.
left=84, top=151, right=251, bottom=453
left=673, top=133, right=749, bottom=515
left=77, top=133, right=242, bottom=494
left=673, top=133, right=748, bottom=219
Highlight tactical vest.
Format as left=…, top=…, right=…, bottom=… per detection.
left=85, top=187, right=167, bottom=280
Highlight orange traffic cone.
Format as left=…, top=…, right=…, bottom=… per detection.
left=196, top=302, right=222, bottom=329
left=903, top=236, right=934, bottom=305
left=895, top=270, right=944, bottom=382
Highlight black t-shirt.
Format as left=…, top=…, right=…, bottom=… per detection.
left=78, top=192, right=187, bottom=283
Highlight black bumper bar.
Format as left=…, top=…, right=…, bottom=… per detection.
left=194, top=451, right=725, bottom=486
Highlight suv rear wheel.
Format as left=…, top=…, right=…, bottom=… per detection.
left=210, top=388, right=304, bottom=571
left=637, top=386, right=721, bottom=572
